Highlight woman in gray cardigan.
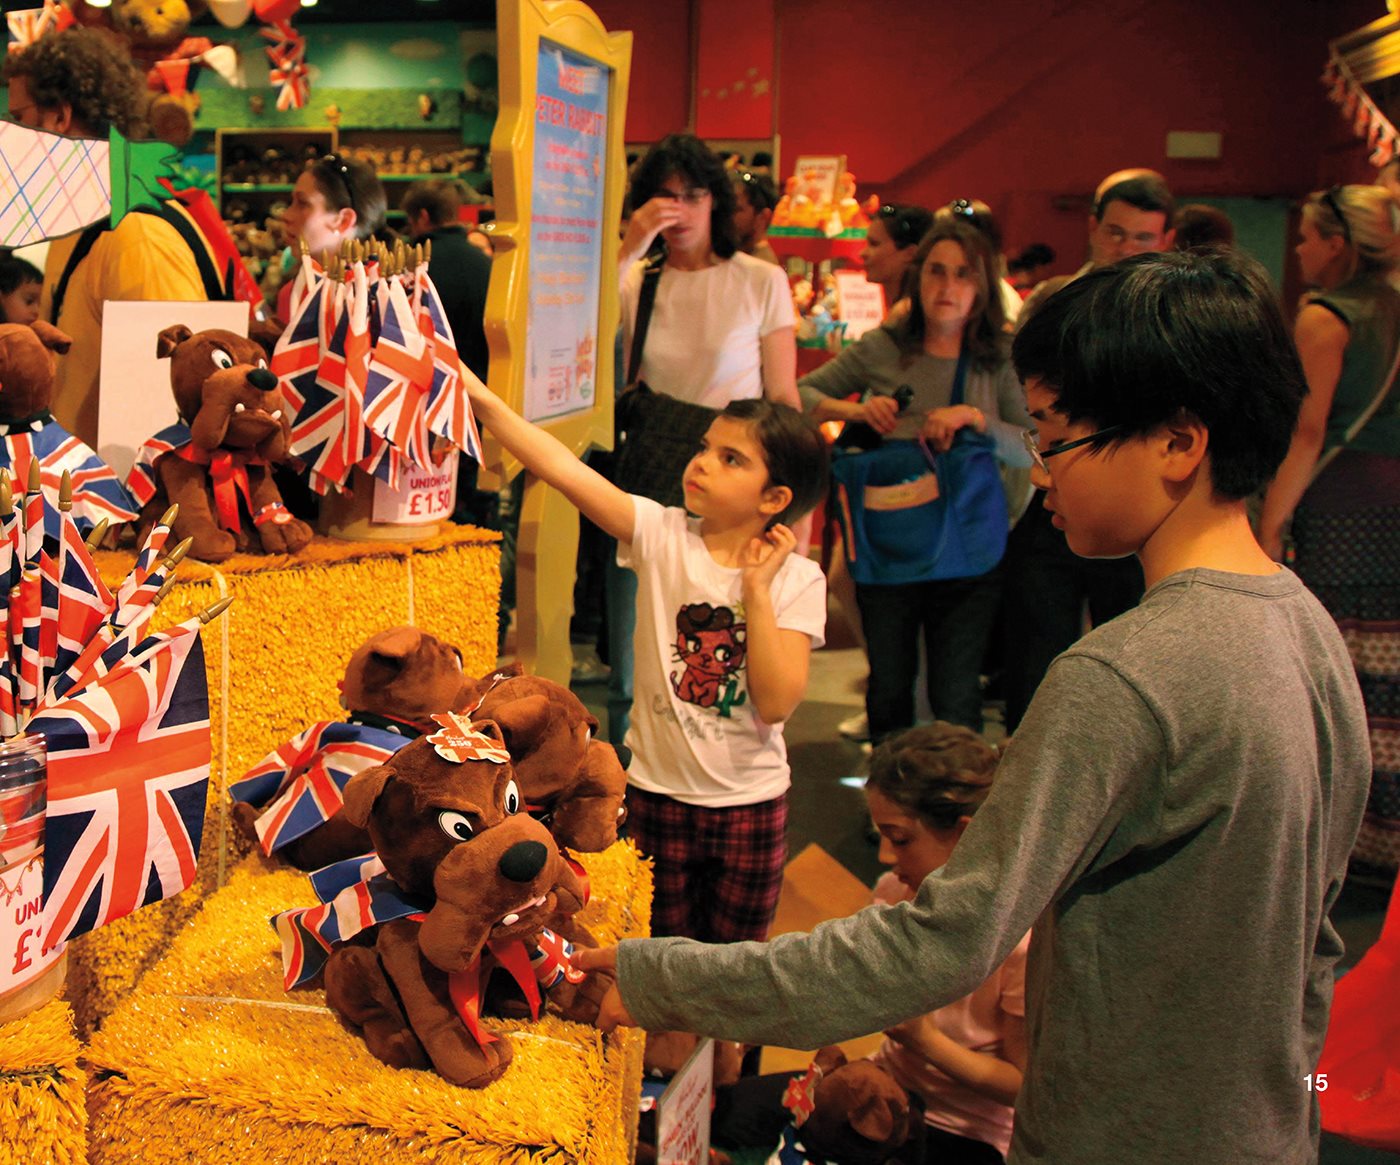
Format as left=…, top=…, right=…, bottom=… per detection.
left=801, top=219, right=1031, bottom=740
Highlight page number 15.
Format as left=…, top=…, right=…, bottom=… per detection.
left=1304, top=1073, right=1329, bottom=1092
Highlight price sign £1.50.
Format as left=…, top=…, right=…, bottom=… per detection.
left=371, top=451, right=461, bottom=526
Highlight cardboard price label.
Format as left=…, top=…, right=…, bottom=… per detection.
left=371, top=452, right=460, bottom=525
left=0, top=852, right=62, bottom=993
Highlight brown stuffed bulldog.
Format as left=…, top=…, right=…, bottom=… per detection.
left=273, top=716, right=613, bottom=1089
left=126, top=325, right=312, bottom=563
left=777, top=1046, right=926, bottom=1164
left=230, top=626, right=474, bottom=869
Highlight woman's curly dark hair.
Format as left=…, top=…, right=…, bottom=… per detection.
left=3, top=29, right=144, bottom=139
left=866, top=722, right=999, bottom=831
left=628, top=133, right=739, bottom=259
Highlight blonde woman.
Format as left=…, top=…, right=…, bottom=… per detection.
left=1260, top=183, right=1400, bottom=887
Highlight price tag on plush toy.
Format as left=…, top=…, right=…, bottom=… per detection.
left=782, top=1060, right=823, bottom=1127
left=371, top=451, right=459, bottom=525
left=426, top=712, right=510, bottom=765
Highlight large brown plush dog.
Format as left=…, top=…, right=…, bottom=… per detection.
left=318, top=723, right=613, bottom=1088
left=127, top=325, right=312, bottom=563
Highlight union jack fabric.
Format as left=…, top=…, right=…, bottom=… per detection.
left=124, top=421, right=194, bottom=508
left=5, top=0, right=73, bottom=52
left=228, top=719, right=413, bottom=855
left=29, top=622, right=210, bottom=951
left=364, top=275, right=432, bottom=470
left=415, top=270, right=483, bottom=464
left=1, top=420, right=138, bottom=536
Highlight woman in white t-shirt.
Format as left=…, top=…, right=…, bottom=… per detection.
left=606, top=134, right=800, bottom=743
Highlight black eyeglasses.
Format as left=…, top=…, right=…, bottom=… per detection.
left=1022, top=425, right=1124, bottom=473
left=316, top=153, right=357, bottom=217
left=1321, top=187, right=1352, bottom=245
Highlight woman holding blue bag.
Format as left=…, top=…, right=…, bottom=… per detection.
left=800, top=219, right=1032, bottom=739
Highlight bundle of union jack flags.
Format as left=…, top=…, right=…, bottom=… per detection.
left=0, top=462, right=229, bottom=955
left=271, top=241, right=483, bottom=497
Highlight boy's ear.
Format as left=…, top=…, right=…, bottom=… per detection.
left=1160, top=415, right=1210, bottom=484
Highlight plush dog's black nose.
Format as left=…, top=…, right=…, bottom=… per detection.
left=499, top=840, right=547, bottom=883
left=247, top=367, right=277, bottom=392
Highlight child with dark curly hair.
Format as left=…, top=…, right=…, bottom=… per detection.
left=2, top=27, right=142, bottom=138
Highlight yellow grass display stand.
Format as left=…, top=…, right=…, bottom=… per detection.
left=0, top=998, right=86, bottom=1165
left=85, top=842, right=650, bottom=1164
left=65, top=527, right=501, bottom=1031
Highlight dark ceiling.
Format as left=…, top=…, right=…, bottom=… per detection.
left=195, top=1, right=496, bottom=26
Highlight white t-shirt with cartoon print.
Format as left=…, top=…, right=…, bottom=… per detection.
left=619, top=498, right=827, bottom=808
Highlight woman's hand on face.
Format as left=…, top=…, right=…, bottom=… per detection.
left=921, top=405, right=984, bottom=452
left=621, top=197, right=684, bottom=263
left=858, top=393, right=901, bottom=434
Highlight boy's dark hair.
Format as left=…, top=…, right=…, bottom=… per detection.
left=1011, top=249, right=1307, bottom=500
left=1094, top=175, right=1175, bottom=224
left=2, top=28, right=143, bottom=138
left=307, top=154, right=388, bottom=241
left=866, top=722, right=999, bottom=831
left=719, top=398, right=830, bottom=525
left=1173, top=204, right=1235, bottom=251
left=0, top=254, right=43, bottom=297
left=875, top=204, right=934, bottom=251
left=400, top=178, right=464, bottom=229
left=734, top=170, right=779, bottom=215
left=887, top=218, right=1007, bottom=372
left=630, top=134, right=739, bottom=259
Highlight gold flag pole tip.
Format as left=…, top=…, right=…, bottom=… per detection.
left=160, top=536, right=195, bottom=571
left=198, top=597, right=234, bottom=623
left=58, top=471, right=73, bottom=512
left=83, top=518, right=111, bottom=551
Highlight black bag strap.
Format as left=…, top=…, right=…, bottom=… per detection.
left=50, top=202, right=229, bottom=326
left=625, top=255, right=664, bottom=386
left=50, top=222, right=109, bottom=325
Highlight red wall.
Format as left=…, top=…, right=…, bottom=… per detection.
left=596, top=0, right=1388, bottom=277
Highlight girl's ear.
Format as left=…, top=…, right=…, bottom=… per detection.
left=334, top=206, right=358, bottom=238
left=759, top=483, right=792, bottom=518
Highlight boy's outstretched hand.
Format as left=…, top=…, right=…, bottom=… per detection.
left=738, top=523, right=796, bottom=593
left=571, top=945, right=638, bottom=1033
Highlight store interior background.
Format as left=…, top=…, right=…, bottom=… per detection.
left=15, top=0, right=1398, bottom=1157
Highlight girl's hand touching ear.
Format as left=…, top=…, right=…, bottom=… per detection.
left=739, top=523, right=796, bottom=594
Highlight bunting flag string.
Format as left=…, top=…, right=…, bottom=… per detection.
left=1323, top=51, right=1400, bottom=168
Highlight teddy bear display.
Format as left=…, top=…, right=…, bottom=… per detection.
left=272, top=714, right=614, bottom=1088
left=774, top=1047, right=926, bottom=1164
left=125, top=324, right=312, bottom=563
left=0, top=321, right=138, bottom=537
left=230, top=626, right=475, bottom=869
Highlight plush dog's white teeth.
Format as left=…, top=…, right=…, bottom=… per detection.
left=271, top=410, right=282, bottom=421
left=502, top=913, right=520, bottom=927
left=234, top=403, right=246, bottom=413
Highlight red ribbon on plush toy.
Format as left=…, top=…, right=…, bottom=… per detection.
left=446, top=928, right=584, bottom=1046
left=175, top=445, right=261, bottom=532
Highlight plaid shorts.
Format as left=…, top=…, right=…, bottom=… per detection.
left=625, top=786, right=787, bottom=943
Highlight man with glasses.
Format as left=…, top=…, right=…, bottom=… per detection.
left=732, top=170, right=781, bottom=267
left=999, top=170, right=1176, bottom=731
left=3, top=29, right=224, bottom=446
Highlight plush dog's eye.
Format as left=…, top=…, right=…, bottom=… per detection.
left=503, top=780, right=520, bottom=815
left=437, top=810, right=474, bottom=841
left=211, top=348, right=235, bottom=370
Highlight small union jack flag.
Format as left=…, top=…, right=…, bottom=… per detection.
left=1, top=423, right=137, bottom=536
left=29, top=620, right=211, bottom=951
left=124, top=422, right=191, bottom=509
left=229, top=719, right=413, bottom=856
left=364, top=274, right=433, bottom=470
left=415, top=269, right=483, bottom=464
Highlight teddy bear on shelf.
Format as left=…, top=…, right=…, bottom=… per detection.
left=0, top=321, right=137, bottom=538
left=230, top=626, right=475, bottom=870
left=772, top=1046, right=926, bottom=1164
left=126, top=324, right=313, bottom=563
left=272, top=715, right=615, bottom=1088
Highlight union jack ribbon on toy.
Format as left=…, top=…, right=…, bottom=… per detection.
left=1, top=423, right=139, bottom=538
left=530, top=926, right=585, bottom=987
left=426, top=711, right=510, bottom=765
left=782, top=1060, right=823, bottom=1127
left=5, top=0, right=73, bottom=52
left=29, top=621, right=210, bottom=951
left=229, top=719, right=413, bottom=855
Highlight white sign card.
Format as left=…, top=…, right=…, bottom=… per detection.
left=655, top=1036, right=713, bottom=1165
left=0, top=853, right=63, bottom=994
left=791, top=155, right=845, bottom=206
left=833, top=270, right=887, bottom=339
left=97, top=299, right=250, bottom=481
left=371, top=450, right=460, bottom=525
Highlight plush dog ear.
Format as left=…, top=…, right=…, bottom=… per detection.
left=28, top=320, right=72, bottom=355
left=157, top=324, right=193, bottom=359
left=847, top=1092, right=898, bottom=1144
left=813, top=1045, right=848, bottom=1073
left=341, top=763, right=394, bottom=827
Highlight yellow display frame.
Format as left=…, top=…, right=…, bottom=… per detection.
left=484, top=0, right=632, bottom=683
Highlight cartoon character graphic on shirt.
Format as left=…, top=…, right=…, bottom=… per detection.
left=670, top=603, right=747, bottom=718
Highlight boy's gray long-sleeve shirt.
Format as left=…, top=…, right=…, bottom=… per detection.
left=617, top=567, right=1370, bottom=1165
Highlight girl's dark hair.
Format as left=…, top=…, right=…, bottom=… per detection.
left=1011, top=249, right=1308, bottom=499
left=875, top=204, right=934, bottom=251
left=0, top=254, right=43, bottom=296
left=887, top=218, right=1007, bottom=371
left=718, top=398, right=830, bottom=525
left=866, top=722, right=999, bottom=831
left=629, top=134, right=739, bottom=259
left=308, top=154, right=387, bottom=240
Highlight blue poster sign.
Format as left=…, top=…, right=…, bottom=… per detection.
left=525, top=39, right=610, bottom=422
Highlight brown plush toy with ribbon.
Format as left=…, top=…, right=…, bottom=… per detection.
left=778, top=1046, right=926, bottom=1164
left=272, top=714, right=613, bottom=1088
left=126, top=325, right=312, bottom=563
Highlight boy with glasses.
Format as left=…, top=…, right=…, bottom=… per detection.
left=576, top=249, right=1371, bottom=1165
